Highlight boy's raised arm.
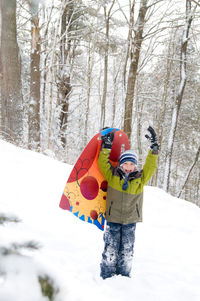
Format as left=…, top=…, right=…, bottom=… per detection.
left=141, top=150, right=158, bottom=185
left=98, top=132, right=114, bottom=181
left=141, top=126, right=159, bottom=185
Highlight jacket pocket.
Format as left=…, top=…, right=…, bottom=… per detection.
left=136, top=203, right=140, bottom=218
left=109, top=201, right=113, bottom=216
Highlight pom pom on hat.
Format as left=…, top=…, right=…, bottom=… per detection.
left=119, top=150, right=138, bottom=166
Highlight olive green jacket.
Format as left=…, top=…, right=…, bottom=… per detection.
left=98, top=149, right=158, bottom=224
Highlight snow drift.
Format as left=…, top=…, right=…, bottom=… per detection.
left=0, top=139, right=200, bottom=301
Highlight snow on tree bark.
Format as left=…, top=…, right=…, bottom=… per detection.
left=163, top=0, right=193, bottom=192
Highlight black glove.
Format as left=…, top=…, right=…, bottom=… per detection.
left=145, top=126, right=159, bottom=152
left=101, top=132, right=114, bottom=149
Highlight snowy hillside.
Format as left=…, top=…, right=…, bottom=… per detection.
left=0, top=139, right=200, bottom=301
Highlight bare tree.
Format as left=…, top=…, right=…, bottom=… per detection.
left=153, top=27, right=176, bottom=186
left=57, top=0, right=86, bottom=148
left=28, top=0, right=41, bottom=151
left=178, top=146, right=200, bottom=198
left=84, top=36, right=93, bottom=146
left=0, top=0, right=23, bottom=144
left=163, top=0, right=193, bottom=192
left=123, top=0, right=148, bottom=139
left=57, top=1, right=72, bottom=148
left=100, top=0, right=116, bottom=129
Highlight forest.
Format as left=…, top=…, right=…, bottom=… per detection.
left=0, top=0, right=199, bottom=206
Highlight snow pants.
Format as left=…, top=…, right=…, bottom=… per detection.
left=100, top=222, right=136, bottom=279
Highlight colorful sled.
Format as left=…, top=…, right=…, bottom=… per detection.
left=59, top=128, right=130, bottom=230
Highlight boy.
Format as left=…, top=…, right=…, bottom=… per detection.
left=98, top=126, right=159, bottom=279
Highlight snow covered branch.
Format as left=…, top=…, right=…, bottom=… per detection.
left=0, top=240, right=41, bottom=256
left=0, top=214, right=21, bottom=225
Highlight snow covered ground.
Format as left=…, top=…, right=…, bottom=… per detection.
left=0, top=139, right=200, bottom=301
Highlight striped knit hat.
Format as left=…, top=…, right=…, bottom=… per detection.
left=119, top=150, right=138, bottom=166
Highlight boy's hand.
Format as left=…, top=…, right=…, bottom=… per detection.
left=101, top=132, right=114, bottom=149
left=145, top=126, right=159, bottom=152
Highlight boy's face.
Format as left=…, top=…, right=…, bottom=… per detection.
left=121, top=161, right=135, bottom=174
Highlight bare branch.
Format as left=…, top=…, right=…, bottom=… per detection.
left=190, top=0, right=200, bottom=7
left=147, top=0, right=166, bottom=10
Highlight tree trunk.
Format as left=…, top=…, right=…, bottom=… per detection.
left=154, top=28, right=175, bottom=186
left=100, top=0, right=116, bottom=129
left=178, top=146, right=200, bottom=198
left=0, top=0, right=23, bottom=144
left=58, top=2, right=72, bottom=148
left=28, top=0, right=41, bottom=151
left=100, top=10, right=108, bottom=129
left=123, top=0, right=148, bottom=139
left=163, top=0, right=192, bottom=192
left=123, top=0, right=135, bottom=88
left=47, top=9, right=61, bottom=150
left=111, top=57, right=121, bottom=127
left=136, top=89, right=144, bottom=164
left=84, top=39, right=93, bottom=146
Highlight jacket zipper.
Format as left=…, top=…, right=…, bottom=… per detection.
left=136, top=204, right=140, bottom=218
left=109, top=201, right=113, bottom=216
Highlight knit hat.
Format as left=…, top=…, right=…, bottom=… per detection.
left=119, top=150, right=138, bottom=166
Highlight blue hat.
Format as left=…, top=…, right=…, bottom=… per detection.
left=119, top=150, right=138, bottom=166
